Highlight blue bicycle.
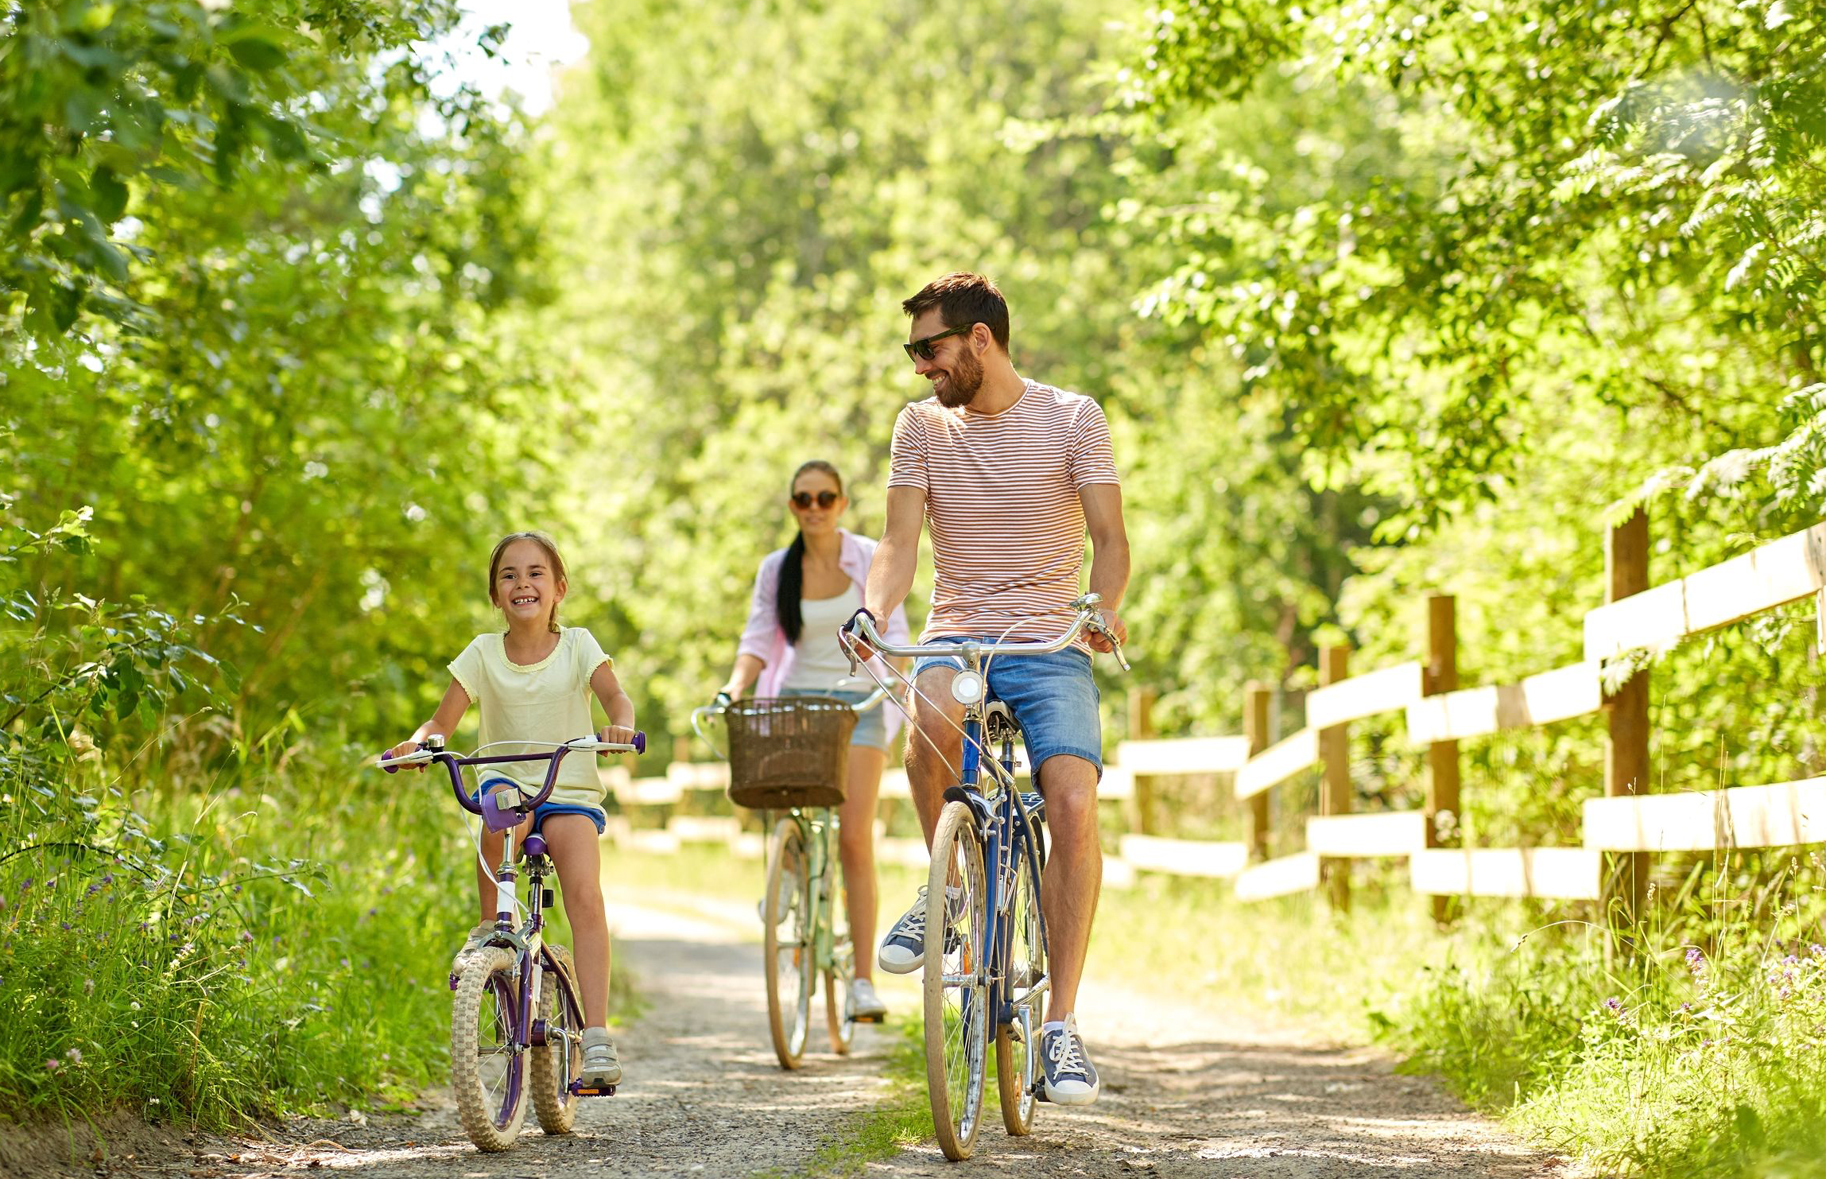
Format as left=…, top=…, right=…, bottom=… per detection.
left=845, top=595, right=1127, bottom=1160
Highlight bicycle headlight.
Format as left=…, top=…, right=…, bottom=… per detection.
left=950, top=670, right=986, bottom=706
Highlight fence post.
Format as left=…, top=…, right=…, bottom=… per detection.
left=1424, top=595, right=1460, bottom=925
left=1319, top=644, right=1351, bottom=911
left=1128, top=687, right=1157, bottom=835
left=1244, top=681, right=1271, bottom=861
left=1604, top=508, right=1651, bottom=932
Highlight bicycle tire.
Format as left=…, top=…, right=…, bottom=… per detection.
left=996, top=814, right=1046, bottom=1135
left=530, top=943, right=584, bottom=1134
left=824, top=858, right=856, bottom=1055
left=763, top=817, right=814, bottom=1070
left=923, top=800, right=989, bottom=1161
left=451, top=946, right=528, bottom=1151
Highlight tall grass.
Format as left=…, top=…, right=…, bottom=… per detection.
left=0, top=731, right=476, bottom=1128
left=1378, top=857, right=1826, bottom=1179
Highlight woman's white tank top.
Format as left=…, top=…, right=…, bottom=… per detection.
left=779, top=582, right=864, bottom=691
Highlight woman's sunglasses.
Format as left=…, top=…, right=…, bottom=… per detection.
left=902, top=323, right=975, bottom=362
left=791, top=490, right=841, bottom=509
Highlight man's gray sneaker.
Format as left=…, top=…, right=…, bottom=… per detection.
left=878, top=886, right=931, bottom=974
left=578, top=1027, right=622, bottom=1089
left=846, top=977, right=888, bottom=1023
left=1039, top=1015, right=1100, bottom=1106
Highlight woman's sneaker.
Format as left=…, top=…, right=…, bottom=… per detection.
left=1039, top=1015, right=1100, bottom=1106
left=579, top=1027, right=622, bottom=1089
left=847, top=977, right=888, bottom=1023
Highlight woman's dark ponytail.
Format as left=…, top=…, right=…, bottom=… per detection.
left=777, top=530, right=807, bottom=645
left=775, top=460, right=842, bottom=646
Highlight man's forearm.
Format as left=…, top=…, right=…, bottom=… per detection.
left=1087, top=536, right=1130, bottom=610
left=864, top=534, right=919, bottom=622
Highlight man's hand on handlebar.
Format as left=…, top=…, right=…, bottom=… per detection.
left=1086, top=606, right=1128, bottom=654
left=840, top=607, right=879, bottom=668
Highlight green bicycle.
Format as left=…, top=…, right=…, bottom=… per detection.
left=695, top=686, right=888, bottom=1069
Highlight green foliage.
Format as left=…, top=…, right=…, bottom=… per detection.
left=4, top=0, right=554, bottom=743
left=1122, top=0, right=1826, bottom=530
left=0, top=506, right=474, bottom=1125
left=0, top=1, right=482, bottom=336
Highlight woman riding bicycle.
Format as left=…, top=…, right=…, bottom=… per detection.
left=715, top=460, right=911, bottom=1023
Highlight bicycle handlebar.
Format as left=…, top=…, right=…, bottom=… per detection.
left=842, top=595, right=1131, bottom=672
left=377, top=733, right=646, bottom=818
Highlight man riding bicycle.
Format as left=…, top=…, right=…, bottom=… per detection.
left=843, top=271, right=1130, bottom=1106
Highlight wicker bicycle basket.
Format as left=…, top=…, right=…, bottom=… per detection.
left=723, top=696, right=857, bottom=810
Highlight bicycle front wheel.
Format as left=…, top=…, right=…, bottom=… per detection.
left=763, top=816, right=815, bottom=1070
left=451, top=946, right=528, bottom=1151
left=923, top=800, right=989, bottom=1161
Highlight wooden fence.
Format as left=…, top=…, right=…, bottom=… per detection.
left=600, top=512, right=1826, bottom=914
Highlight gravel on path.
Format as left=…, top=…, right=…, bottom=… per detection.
left=14, top=893, right=1578, bottom=1179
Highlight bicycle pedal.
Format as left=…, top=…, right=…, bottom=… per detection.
left=849, top=1013, right=886, bottom=1025
left=569, top=1081, right=618, bottom=1097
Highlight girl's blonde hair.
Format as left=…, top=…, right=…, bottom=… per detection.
left=487, top=531, right=569, bottom=634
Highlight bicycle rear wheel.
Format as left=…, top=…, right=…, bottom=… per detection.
left=824, top=859, right=856, bottom=1055
left=763, top=816, right=815, bottom=1070
left=530, top=943, right=584, bottom=1134
left=451, top=946, right=528, bottom=1151
left=996, top=820, right=1046, bottom=1135
left=923, top=800, right=989, bottom=1161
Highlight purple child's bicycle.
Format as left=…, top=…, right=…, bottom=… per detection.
left=380, top=731, right=645, bottom=1151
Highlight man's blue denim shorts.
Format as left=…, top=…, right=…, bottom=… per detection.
left=911, top=638, right=1102, bottom=782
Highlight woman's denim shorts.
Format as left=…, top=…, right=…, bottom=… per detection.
left=779, top=686, right=889, bottom=751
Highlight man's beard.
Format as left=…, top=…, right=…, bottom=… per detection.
left=934, top=346, right=984, bottom=408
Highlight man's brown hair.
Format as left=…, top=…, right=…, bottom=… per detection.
left=902, top=272, right=1010, bottom=351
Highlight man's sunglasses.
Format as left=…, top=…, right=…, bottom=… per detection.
left=791, top=490, right=840, bottom=509
left=903, top=323, right=975, bottom=362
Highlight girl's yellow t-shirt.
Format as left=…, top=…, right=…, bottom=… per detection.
left=448, top=627, right=613, bottom=809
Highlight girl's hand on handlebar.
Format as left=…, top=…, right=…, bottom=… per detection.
left=598, top=724, right=639, bottom=746
left=383, top=739, right=424, bottom=769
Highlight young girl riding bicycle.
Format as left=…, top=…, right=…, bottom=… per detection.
left=386, top=531, right=635, bottom=1091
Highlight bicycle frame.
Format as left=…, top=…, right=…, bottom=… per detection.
left=381, top=736, right=643, bottom=1072
left=844, top=597, right=1128, bottom=1067
left=939, top=651, right=1051, bottom=1046
left=789, top=805, right=843, bottom=978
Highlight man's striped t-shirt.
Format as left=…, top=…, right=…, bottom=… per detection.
left=887, top=378, right=1120, bottom=646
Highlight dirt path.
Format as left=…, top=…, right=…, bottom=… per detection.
left=80, top=894, right=1572, bottom=1179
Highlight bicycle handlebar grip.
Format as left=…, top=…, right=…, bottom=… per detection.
left=633, top=731, right=647, bottom=755
left=381, top=756, right=399, bottom=775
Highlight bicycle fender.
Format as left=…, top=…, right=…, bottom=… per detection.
left=941, top=785, right=994, bottom=829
